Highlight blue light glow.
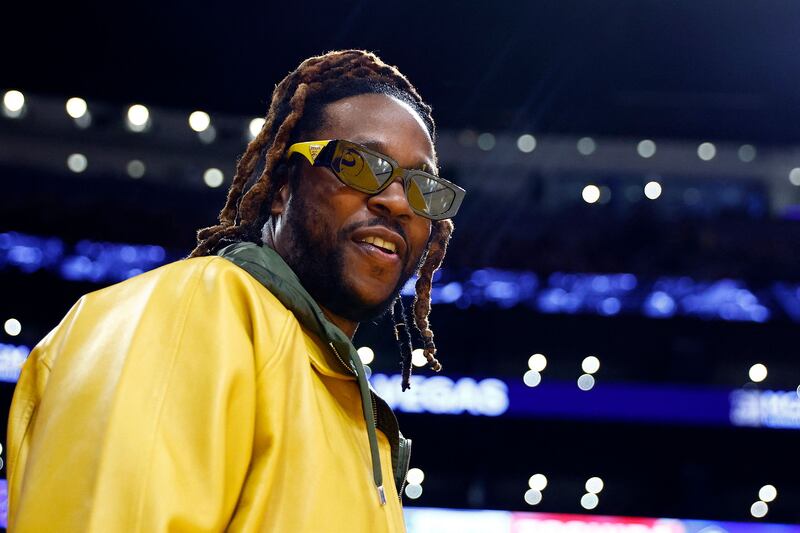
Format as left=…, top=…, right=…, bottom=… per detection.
left=370, top=374, right=509, bottom=416
left=2, top=231, right=798, bottom=324
left=369, top=371, right=798, bottom=431
left=730, top=389, right=800, bottom=429
left=0, top=343, right=30, bottom=383
left=1, top=232, right=173, bottom=284
left=644, top=291, right=676, bottom=318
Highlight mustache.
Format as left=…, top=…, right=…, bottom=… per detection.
left=342, top=217, right=409, bottom=250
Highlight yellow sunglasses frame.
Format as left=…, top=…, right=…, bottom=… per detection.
left=285, top=139, right=465, bottom=220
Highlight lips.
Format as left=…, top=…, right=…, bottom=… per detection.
left=350, top=226, right=407, bottom=264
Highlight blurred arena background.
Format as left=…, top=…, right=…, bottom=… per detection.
left=2, top=0, right=800, bottom=531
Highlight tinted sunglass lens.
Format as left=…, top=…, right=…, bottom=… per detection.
left=332, top=147, right=377, bottom=189
left=362, top=151, right=393, bottom=185
left=332, top=145, right=395, bottom=192
left=408, top=175, right=455, bottom=217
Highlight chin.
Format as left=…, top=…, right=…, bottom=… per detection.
left=332, top=278, right=403, bottom=323
left=353, top=286, right=398, bottom=314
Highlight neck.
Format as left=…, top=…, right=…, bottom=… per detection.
left=262, top=229, right=359, bottom=338
left=320, top=305, right=359, bottom=339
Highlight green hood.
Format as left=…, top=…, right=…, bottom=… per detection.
left=216, top=241, right=411, bottom=504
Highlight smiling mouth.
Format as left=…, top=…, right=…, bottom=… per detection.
left=358, top=235, right=397, bottom=255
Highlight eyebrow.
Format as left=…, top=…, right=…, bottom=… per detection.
left=351, top=138, right=439, bottom=174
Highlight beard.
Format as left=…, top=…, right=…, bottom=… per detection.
left=279, top=192, right=417, bottom=323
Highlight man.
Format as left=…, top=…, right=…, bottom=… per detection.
left=6, top=50, right=465, bottom=532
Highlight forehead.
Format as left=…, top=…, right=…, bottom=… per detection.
left=313, top=93, right=436, bottom=172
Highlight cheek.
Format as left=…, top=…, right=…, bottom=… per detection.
left=296, top=170, right=359, bottom=231
left=408, top=220, right=433, bottom=265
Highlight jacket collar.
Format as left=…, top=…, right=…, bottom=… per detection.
left=216, top=241, right=357, bottom=379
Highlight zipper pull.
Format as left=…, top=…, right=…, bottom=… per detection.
left=377, top=485, right=387, bottom=506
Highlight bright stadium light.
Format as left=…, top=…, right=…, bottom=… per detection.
left=644, top=181, right=662, bottom=200
left=412, top=348, right=427, bottom=368
left=406, top=468, right=425, bottom=485
left=585, top=477, right=604, bottom=494
left=517, top=134, right=537, bottom=153
left=749, top=363, right=768, bottom=383
left=528, top=473, right=548, bottom=491
left=759, top=485, right=777, bottom=502
left=126, top=160, right=146, bottom=179
left=249, top=117, right=265, bottom=139
left=637, top=139, right=656, bottom=158
left=523, top=370, right=542, bottom=387
left=751, top=501, right=768, bottom=518
left=738, top=144, right=757, bottom=162
left=528, top=353, right=547, bottom=372
left=189, top=110, right=211, bottom=132
left=697, top=142, right=716, bottom=161
left=203, top=168, right=224, bottom=188
left=477, top=133, right=495, bottom=151
left=581, top=356, right=600, bottom=374
left=577, top=374, right=596, bottom=391
left=524, top=489, right=543, bottom=505
left=577, top=137, right=596, bottom=155
left=405, top=484, right=423, bottom=499
left=4, top=318, right=22, bottom=336
left=789, top=168, right=800, bottom=186
left=67, top=153, right=88, bottom=173
left=66, top=97, right=88, bottom=119
left=357, top=346, right=374, bottom=365
left=126, top=104, right=150, bottom=132
left=3, top=90, right=26, bottom=117
left=580, top=493, right=599, bottom=510
left=582, top=185, right=600, bottom=204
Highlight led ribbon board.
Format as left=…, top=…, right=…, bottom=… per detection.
left=370, top=373, right=800, bottom=430
left=404, top=507, right=800, bottom=533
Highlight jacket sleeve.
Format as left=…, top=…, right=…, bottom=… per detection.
left=8, top=257, right=260, bottom=532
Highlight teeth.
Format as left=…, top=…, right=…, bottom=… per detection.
left=361, top=236, right=397, bottom=253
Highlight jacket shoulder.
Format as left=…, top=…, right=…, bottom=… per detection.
left=87, top=255, right=288, bottom=312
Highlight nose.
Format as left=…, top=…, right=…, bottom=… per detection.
left=367, top=178, right=414, bottom=220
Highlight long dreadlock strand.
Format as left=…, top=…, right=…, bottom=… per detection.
left=235, top=83, right=311, bottom=232
left=391, top=298, right=414, bottom=390
left=191, top=84, right=299, bottom=256
left=413, top=220, right=454, bottom=372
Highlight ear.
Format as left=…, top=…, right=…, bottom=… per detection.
left=270, top=163, right=291, bottom=216
left=271, top=183, right=290, bottom=216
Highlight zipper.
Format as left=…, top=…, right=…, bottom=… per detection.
left=332, top=342, right=377, bottom=426
left=329, top=342, right=356, bottom=376
left=330, top=341, right=386, bottom=505
left=396, top=438, right=412, bottom=502
left=369, top=391, right=379, bottom=428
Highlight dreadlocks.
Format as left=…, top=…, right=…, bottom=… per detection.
left=189, top=50, right=454, bottom=388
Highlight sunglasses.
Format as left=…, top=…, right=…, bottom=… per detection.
left=285, top=139, right=465, bottom=220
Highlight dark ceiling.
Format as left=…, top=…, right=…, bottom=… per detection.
left=5, top=0, right=800, bottom=143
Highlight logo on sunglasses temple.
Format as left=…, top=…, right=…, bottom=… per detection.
left=308, top=144, right=324, bottom=160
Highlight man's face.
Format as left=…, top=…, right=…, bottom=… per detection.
left=269, top=93, right=435, bottom=323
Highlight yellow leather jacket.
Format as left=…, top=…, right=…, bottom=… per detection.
left=8, top=243, right=410, bottom=532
